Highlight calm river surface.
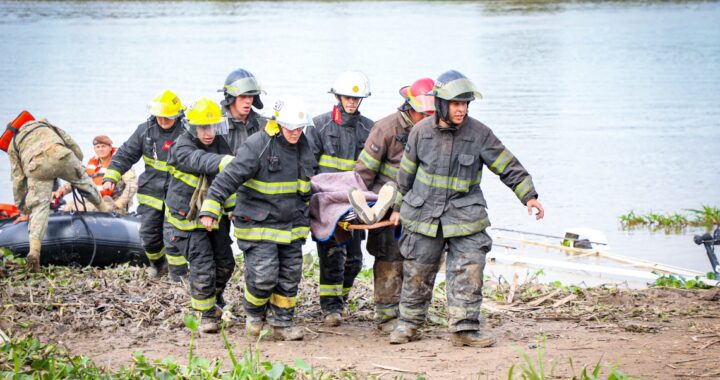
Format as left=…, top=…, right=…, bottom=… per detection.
left=1, top=1, right=718, bottom=276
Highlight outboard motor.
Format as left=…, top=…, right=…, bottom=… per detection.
left=694, top=227, right=720, bottom=276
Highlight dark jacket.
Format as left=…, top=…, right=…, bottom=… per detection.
left=396, top=116, right=538, bottom=238
left=164, top=132, right=234, bottom=231
left=355, top=110, right=413, bottom=193
left=104, top=117, right=184, bottom=211
left=223, top=107, right=266, bottom=155
left=199, top=129, right=317, bottom=244
left=306, top=106, right=373, bottom=174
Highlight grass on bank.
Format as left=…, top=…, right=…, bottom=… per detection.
left=619, top=205, right=720, bottom=230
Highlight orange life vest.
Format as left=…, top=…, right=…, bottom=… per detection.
left=87, top=148, right=117, bottom=196
left=1, top=111, right=35, bottom=152
left=0, top=203, right=20, bottom=219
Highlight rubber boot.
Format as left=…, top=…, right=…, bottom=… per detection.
left=147, top=258, right=168, bottom=279
left=26, top=239, right=42, bottom=273
left=450, top=330, right=496, bottom=348
left=389, top=321, right=421, bottom=344
left=370, top=182, right=397, bottom=222
left=272, top=326, right=304, bottom=341
left=323, top=312, right=342, bottom=327
left=347, top=188, right=374, bottom=225
left=246, top=316, right=264, bottom=337
left=199, top=310, right=220, bottom=334
left=376, top=318, right=398, bottom=335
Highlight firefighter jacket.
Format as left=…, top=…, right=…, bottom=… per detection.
left=223, top=107, right=266, bottom=155
left=8, top=120, right=83, bottom=212
left=199, top=128, right=317, bottom=244
left=396, top=116, right=538, bottom=238
left=164, top=132, right=234, bottom=231
left=306, top=106, right=374, bottom=174
left=355, top=110, right=413, bottom=193
left=104, top=117, right=184, bottom=211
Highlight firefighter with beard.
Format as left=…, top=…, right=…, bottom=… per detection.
left=199, top=96, right=316, bottom=341
left=389, top=70, right=545, bottom=347
left=219, top=68, right=267, bottom=154
left=354, top=77, right=435, bottom=333
left=164, top=97, right=236, bottom=334
left=305, top=70, right=375, bottom=327
left=103, top=90, right=188, bottom=280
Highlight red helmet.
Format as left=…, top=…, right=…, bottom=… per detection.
left=399, top=78, right=435, bottom=115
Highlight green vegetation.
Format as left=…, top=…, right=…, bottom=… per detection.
left=508, top=337, right=638, bottom=380
left=650, top=272, right=717, bottom=289
left=619, top=205, right=720, bottom=230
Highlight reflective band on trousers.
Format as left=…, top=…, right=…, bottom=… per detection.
left=137, top=193, right=164, bottom=210
left=270, top=293, right=297, bottom=308
left=234, top=226, right=309, bottom=244
left=448, top=305, right=482, bottom=319
left=342, top=287, right=351, bottom=297
left=104, top=168, right=122, bottom=183
left=319, top=284, right=343, bottom=297
left=514, top=177, right=533, bottom=201
left=318, top=154, right=356, bottom=172
left=191, top=296, right=216, bottom=311
left=244, top=286, right=269, bottom=306
left=142, top=155, right=170, bottom=172
left=242, top=178, right=311, bottom=195
left=489, top=149, right=514, bottom=175
left=399, top=304, right=427, bottom=319
left=145, top=247, right=166, bottom=261
left=400, top=155, right=417, bottom=175
left=166, top=253, right=187, bottom=266
left=358, top=150, right=381, bottom=172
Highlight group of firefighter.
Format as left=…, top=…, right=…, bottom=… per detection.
left=6, top=68, right=544, bottom=347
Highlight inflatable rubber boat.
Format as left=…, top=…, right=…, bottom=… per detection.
left=0, top=210, right=147, bottom=267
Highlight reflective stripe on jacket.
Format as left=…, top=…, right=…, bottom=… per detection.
left=199, top=130, right=317, bottom=244
left=306, top=108, right=373, bottom=174
left=104, top=117, right=184, bottom=210
left=355, top=110, right=412, bottom=193
left=396, top=116, right=538, bottom=238
left=164, top=132, right=233, bottom=231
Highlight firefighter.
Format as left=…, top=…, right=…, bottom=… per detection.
left=305, top=70, right=375, bottom=326
left=199, top=96, right=316, bottom=341
left=103, top=89, right=188, bottom=279
left=354, top=77, right=436, bottom=333
left=5, top=114, right=110, bottom=272
left=389, top=70, right=545, bottom=347
left=165, top=97, right=236, bottom=334
left=54, top=135, right=137, bottom=214
left=219, top=68, right=267, bottom=154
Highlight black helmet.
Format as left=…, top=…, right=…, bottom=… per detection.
left=220, top=68, right=265, bottom=109
left=431, top=70, right=482, bottom=102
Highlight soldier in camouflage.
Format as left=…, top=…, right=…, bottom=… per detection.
left=8, top=119, right=109, bottom=272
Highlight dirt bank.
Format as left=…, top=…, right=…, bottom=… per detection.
left=2, top=256, right=719, bottom=378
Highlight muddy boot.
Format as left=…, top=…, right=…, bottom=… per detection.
left=199, top=310, right=220, bottom=334
left=370, top=182, right=397, bottom=222
left=450, top=331, right=496, bottom=348
left=348, top=187, right=374, bottom=225
left=272, top=326, right=304, bottom=341
left=323, top=312, right=342, bottom=327
left=389, top=321, right=421, bottom=344
left=26, top=239, right=42, bottom=273
left=246, top=316, right=264, bottom=337
left=147, top=259, right=168, bottom=279
left=376, top=318, right=398, bottom=335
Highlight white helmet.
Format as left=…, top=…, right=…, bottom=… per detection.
left=272, top=96, right=314, bottom=130
left=329, top=70, right=371, bottom=98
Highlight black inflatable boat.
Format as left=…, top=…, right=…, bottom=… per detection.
left=0, top=211, right=148, bottom=267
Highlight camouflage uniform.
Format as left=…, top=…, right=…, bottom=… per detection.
left=8, top=120, right=105, bottom=268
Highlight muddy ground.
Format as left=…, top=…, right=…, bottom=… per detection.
left=1, top=257, right=719, bottom=379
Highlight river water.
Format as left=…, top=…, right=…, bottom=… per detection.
left=1, top=1, right=718, bottom=277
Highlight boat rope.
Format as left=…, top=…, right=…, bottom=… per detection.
left=69, top=188, right=98, bottom=267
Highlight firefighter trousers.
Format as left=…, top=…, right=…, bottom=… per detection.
left=317, top=230, right=364, bottom=313
left=398, top=226, right=492, bottom=332
left=366, top=226, right=403, bottom=322
left=237, top=239, right=303, bottom=328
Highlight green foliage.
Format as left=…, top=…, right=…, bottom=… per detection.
left=619, top=205, right=719, bottom=230
left=650, top=273, right=716, bottom=289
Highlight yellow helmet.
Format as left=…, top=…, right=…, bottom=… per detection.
left=184, top=97, right=228, bottom=136
left=148, top=89, right=185, bottom=119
